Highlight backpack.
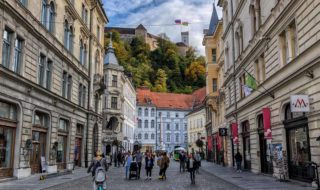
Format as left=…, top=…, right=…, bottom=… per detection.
left=95, top=166, right=106, bottom=183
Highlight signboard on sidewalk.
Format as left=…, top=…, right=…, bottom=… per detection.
left=290, top=95, right=310, bottom=112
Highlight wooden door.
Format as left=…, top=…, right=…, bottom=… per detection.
left=57, top=135, right=67, bottom=170
left=31, top=132, right=46, bottom=174
left=74, top=138, right=82, bottom=167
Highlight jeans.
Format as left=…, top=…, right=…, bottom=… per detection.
left=189, top=170, right=195, bottom=184
left=125, top=166, right=130, bottom=178
left=180, top=161, right=185, bottom=172
left=160, top=166, right=167, bottom=178
left=146, top=167, right=152, bottom=177
left=236, top=161, right=241, bottom=171
left=137, top=162, right=142, bottom=178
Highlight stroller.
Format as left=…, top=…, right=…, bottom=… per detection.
left=129, top=161, right=138, bottom=180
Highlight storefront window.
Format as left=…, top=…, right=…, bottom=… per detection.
left=288, top=127, right=309, bottom=165
left=33, top=111, right=48, bottom=127
left=0, top=127, right=13, bottom=168
left=0, top=101, right=17, bottom=121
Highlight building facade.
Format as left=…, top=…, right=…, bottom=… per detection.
left=0, top=0, right=107, bottom=178
left=218, top=0, right=320, bottom=184
left=203, top=2, right=226, bottom=164
left=186, top=87, right=206, bottom=154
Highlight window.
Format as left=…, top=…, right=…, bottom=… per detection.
left=0, top=101, right=17, bottom=120
left=144, top=133, right=148, bottom=140
left=144, top=120, right=148, bottom=128
left=151, top=133, right=155, bottom=140
left=33, top=111, right=48, bottom=126
left=151, top=108, right=155, bottom=117
left=228, top=86, right=232, bottom=106
left=167, top=112, right=170, bottom=118
left=94, top=94, right=99, bottom=113
left=175, top=113, right=179, bottom=118
left=184, top=124, right=187, bottom=131
left=151, top=120, right=155, bottom=128
left=212, top=79, right=218, bottom=92
left=138, top=133, right=142, bottom=139
left=78, top=83, right=86, bottom=107
left=80, top=40, right=84, bottom=64
left=166, top=133, right=170, bottom=142
left=255, top=54, right=266, bottom=83
left=158, top=112, right=161, bottom=117
left=112, top=75, right=117, bottom=87
left=46, top=59, right=52, bottom=89
left=138, top=108, right=142, bottom=116
left=239, top=73, right=246, bottom=98
left=67, top=75, right=72, bottom=100
left=64, top=20, right=73, bottom=53
left=144, top=108, right=148, bottom=116
left=13, top=37, right=23, bottom=73
left=212, top=48, right=217, bottom=63
left=158, top=123, right=161, bottom=130
left=38, top=54, right=45, bottom=86
left=19, top=0, right=27, bottom=6
left=138, top=119, right=142, bottom=128
left=83, top=44, right=87, bottom=66
left=59, top=119, right=68, bottom=131
left=111, top=97, right=117, bottom=109
left=97, top=25, right=100, bottom=42
left=175, top=134, right=179, bottom=142
left=82, top=4, right=88, bottom=25
left=184, top=134, right=187, bottom=142
left=166, top=124, right=170, bottom=130
left=279, top=20, right=298, bottom=65
left=41, top=0, right=47, bottom=26
left=2, top=29, right=12, bottom=68
left=175, top=123, right=179, bottom=131
left=48, top=2, right=55, bottom=33
left=76, top=124, right=83, bottom=135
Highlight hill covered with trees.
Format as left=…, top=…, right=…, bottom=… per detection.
left=105, top=31, right=206, bottom=94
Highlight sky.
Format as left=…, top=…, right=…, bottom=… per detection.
left=102, top=0, right=222, bottom=55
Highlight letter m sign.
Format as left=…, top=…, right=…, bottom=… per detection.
left=290, top=95, right=310, bottom=112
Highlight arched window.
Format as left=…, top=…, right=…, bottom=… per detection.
left=48, top=2, right=55, bottom=33
left=138, top=108, right=142, bottom=116
left=41, top=0, right=47, bottom=26
left=144, top=133, right=148, bottom=140
left=151, top=133, right=155, bottom=140
left=68, top=26, right=73, bottom=53
left=144, top=120, right=148, bottom=128
left=144, top=108, right=148, bottom=116
left=151, top=108, right=155, bottom=117
left=64, top=20, right=69, bottom=48
left=138, top=133, right=142, bottom=139
left=79, top=40, right=84, bottom=64
left=151, top=120, right=154, bottom=128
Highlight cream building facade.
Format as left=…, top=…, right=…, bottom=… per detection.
left=0, top=0, right=107, bottom=178
left=186, top=108, right=206, bottom=154
left=218, top=0, right=320, bottom=184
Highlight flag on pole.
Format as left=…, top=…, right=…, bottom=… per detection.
left=242, top=85, right=253, bottom=97
left=245, top=74, right=257, bottom=90
left=175, top=19, right=181, bottom=24
left=182, top=21, right=189, bottom=26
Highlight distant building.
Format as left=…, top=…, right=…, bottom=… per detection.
left=105, top=24, right=159, bottom=50
left=181, top=31, right=189, bottom=46
left=176, top=42, right=189, bottom=57
left=186, top=87, right=206, bottom=154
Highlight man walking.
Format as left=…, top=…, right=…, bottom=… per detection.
left=235, top=151, right=242, bottom=172
left=179, top=151, right=186, bottom=172
left=135, top=150, right=143, bottom=179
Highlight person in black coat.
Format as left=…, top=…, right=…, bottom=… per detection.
left=145, top=152, right=154, bottom=180
left=186, top=154, right=196, bottom=185
left=235, top=152, right=242, bottom=172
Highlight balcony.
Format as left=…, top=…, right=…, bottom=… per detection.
left=93, top=74, right=106, bottom=94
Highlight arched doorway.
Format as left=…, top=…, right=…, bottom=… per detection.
left=241, top=120, right=251, bottom=170
left=283, top=104, right=312, bottom=182
left=258, top=115, right=273, bottom=174
left=0, top=100, right=18, bottom=178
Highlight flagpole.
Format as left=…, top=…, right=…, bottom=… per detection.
left=243, top=68, right=275, bottom=99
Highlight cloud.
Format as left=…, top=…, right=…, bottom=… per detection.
left=102, top=0, right=222, bottom=55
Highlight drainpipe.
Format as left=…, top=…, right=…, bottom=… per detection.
left=85, top=2, right=97, bottom=168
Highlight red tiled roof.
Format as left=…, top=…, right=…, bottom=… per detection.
left=136, top=87, right=206, bottom=110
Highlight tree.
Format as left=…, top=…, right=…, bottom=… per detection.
left=185, top=61, right=206, bottom=88
left=152, top=69, right=167, bottom=92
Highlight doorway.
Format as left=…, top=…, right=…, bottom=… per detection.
left=258, top=115, right=273, bottom=174
left=0, top=126, right=15, bottom=178
left=74, top=138, right=82, bottom=167
left=242, top=121, right=251, bottom=170
left=30, top=132, right=46, bottom=173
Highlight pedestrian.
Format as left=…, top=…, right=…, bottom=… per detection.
left=145, top=152, right=154, bottom=180
left=179, top=151, right=186, bottom=172
left=87, top=150, right=108, bottom=190
left=122, top=152, right=126, bottom=167
left=114, top=153, right=118, bottom=167
left=159, top=152, right=170, bottom=180
left=106, top=153, right=112, bottom=167
left=235, top=151, right=242, bottom=172
left=194, top=152, right=201, bottom=174
left=186, top=154, right=196, bottom=185
left=135, top=150, right=143, bottom=179
left=125, top=151, right=132, bottom=179
left=117, top=152, right=122, bottom=167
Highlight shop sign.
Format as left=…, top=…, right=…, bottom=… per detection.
left=263, top=108, right=272, bottom=139
left=231, top=123, right=239, bottom=144
left=219, top=128, right=228, bottom=136
left=290, top=95, right=310, bottom=112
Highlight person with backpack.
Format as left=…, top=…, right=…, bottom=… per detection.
left=145, top=152, right=154, bottom=180
left=87, top=150, right=108, bottom=189
left=235, top=151, right=243, bottom=172
left=135, top=150, right=143, bottom=179
left=159, top=152, right=170, bottom=180
left=186, top=154, right=196, bottom=185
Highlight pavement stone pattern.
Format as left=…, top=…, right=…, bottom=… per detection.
left=200, top=161, right=315, bottom=190
left=43, top=160, right=241, bottom=190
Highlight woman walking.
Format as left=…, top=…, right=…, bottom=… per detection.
left=159, top=152, right=170, bottom=180
left=187, top=154, right=196, bottom=185
left=145, top=152, right=154, bottom=180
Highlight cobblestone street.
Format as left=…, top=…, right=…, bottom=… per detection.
left=44, top=160, right=241, bottom=190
